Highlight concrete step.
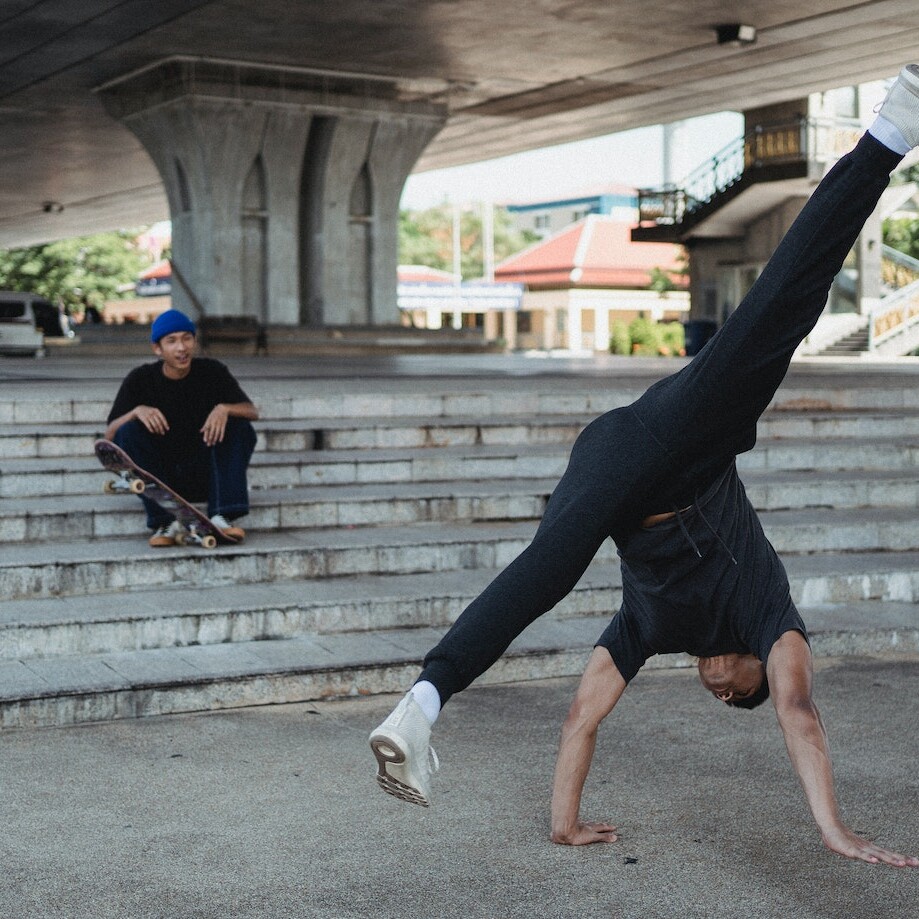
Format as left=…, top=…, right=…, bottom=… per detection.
left=3, top=368, right=919, bottom=426
left=2, top=550, right=919, bottom=662
left=4, top=467, right=919, bottom=543
left=0, top=388, right=631, bottom=427
left=0, top=444, right=570, bottom=497
left=6, top=406, right=919, bottom=461
left=7, top=425, right=919, bottom=498
left=0, top=478, right=554, bottom=542
left=5, top=507, right=919, bottom=601
left=1, top=598, right=916, bottom=729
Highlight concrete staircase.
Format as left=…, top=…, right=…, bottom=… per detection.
left=2, top=357, right=919, bottom=728
left=818, top=319, right=871, bottom=356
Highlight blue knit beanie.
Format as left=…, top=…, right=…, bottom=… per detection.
left=151, top=309, right=196, bottom=343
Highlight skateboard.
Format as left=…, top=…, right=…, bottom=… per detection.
left=94, top=438, right=238, bottom=549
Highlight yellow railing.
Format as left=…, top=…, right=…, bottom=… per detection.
left=869, top=279, right=919, bottom=349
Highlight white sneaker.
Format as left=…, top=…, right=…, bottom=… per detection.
left=369, top=694, right=439, bottom=807
left=876, top=65, right=919, bottom=149
left=148, top=519, right=184, bottom=548
left=210, top=513, right=246, bottom=541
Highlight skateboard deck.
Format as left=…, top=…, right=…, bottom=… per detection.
left=94, top=438, right=238, bottom=548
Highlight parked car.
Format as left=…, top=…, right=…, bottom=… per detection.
left=0, top=291, right=74, bottom=356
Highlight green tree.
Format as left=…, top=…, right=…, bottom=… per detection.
left=399, top=205, right=538, bottom=279
left=0, top=231, right=149, bottom=312
left=648, top=266, right=676, bottom=294
left=883, top=216, right=919, bottom=261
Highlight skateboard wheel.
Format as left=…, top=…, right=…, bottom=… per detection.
left=129, top=478, right=145, bottom=494
left=174, top=532, right=187, bottom=546
left=201, top=535, right=217, bottom=549
left=103, top=480, right=117, bottom=495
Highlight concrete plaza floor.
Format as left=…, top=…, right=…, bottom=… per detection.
left=2, top=656, right=918, bottom=919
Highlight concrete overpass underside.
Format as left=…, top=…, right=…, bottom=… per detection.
left=1, top=0, right=917, bottom=326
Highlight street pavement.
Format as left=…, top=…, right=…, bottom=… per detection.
left=2, top=655, right=918, bottom=919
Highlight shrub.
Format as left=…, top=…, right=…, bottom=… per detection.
left=628, top=316, right=662, bottom=356
left=609, top=320, right=632, bottom=355
left=660, top=321, right=685, bottom=356
left=609, top=317, right=686, bottom=356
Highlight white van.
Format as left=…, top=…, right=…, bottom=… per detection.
left=0, top=291, right=74, bottom=356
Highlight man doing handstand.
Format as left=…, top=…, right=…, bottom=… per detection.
left=369, top=66, right=919, bottom=868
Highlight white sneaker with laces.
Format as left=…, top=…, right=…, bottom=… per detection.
left=369, top=693, right=439, bottom=807
left=876, top=65, right=919, bottom=150
left=148, top=519, right=184, bottom=547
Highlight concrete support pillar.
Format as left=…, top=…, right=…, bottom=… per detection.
left=118, top=100, right=310, bottom=323
left=855, top=206, right=883, bottom=315
left=99, top=60, right=445, bottom=327
left=484, top=310, right=499, bottom=341
left=595, top=307, right=610, bottom=353
left=567, top=303, right=581, bottom=352
left=504, top=311, right=518, bottom=350
left=542, top=310, right=556, bottom=350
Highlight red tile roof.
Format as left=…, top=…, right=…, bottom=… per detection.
left=398, top=264, right=456, bottom=283
left=139, top=259, right=172, bottom=280
left=495, top=216, right=686, bottom=290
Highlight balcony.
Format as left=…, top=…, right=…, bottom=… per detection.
left=633, top=117, right=862, bottom=243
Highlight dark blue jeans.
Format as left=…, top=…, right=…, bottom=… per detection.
left=420, top=133, right=903, bottom=704
left=114, top=418, right=257, bottom=529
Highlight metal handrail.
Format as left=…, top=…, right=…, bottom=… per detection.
left=637, top=117, right=862, bottom=228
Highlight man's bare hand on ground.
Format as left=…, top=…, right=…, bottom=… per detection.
left=551, top=821, right=619, bottom=846
left=821, top=825, right=919, bottom=868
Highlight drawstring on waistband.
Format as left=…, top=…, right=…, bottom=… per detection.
left=672, top=505, right=702, bottom=559
left=671, top=498, right=739, bottom=566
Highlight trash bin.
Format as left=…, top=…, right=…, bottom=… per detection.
left=683, top=319, right=717, bottom=356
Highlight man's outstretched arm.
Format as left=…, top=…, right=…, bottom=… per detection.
left=767, top=630, right=919, bottom=867
left=550, top=646, right=626, bottom=846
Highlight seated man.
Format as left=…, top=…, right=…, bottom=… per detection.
left=105, top=309, right=260, bottom=547
left=369, top=66, right=919, bottom=868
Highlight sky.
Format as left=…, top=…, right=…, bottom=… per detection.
left=399, top=110, right=744, bottom=210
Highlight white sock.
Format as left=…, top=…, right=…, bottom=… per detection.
left=409, top=680, right=442, bottom=725
left=869, top=115, right=912, bottom=155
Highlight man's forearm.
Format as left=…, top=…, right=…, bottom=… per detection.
left=223, top=401, right=259, bottom=421
left=775, top=699, right=842, bottom=834
left=549, top=648, right=625, bottom=846
left=550, top=720, right=598, bottom=841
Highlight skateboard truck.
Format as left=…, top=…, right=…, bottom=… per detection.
left=174, top=524, right=218, bottom=550
left=103, top=471, right=146, bottom=496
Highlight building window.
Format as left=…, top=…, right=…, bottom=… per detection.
left=572, top=208, right=591, bottom=222
left=517, top=311, right=533, bottom=333
left=534, top=214, right=550, bottom=230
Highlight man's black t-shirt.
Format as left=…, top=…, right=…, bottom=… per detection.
left=107, top=358, right=250, bottom=457
left=597, top=462, right=807, bottom=682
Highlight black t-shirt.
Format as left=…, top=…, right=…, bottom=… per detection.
left=107, top=358, right=250, bottom=455
left=597, top=462, right=808, bottom=683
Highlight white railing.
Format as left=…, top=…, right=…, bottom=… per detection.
left=868, top=277, right=919, bottom=350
